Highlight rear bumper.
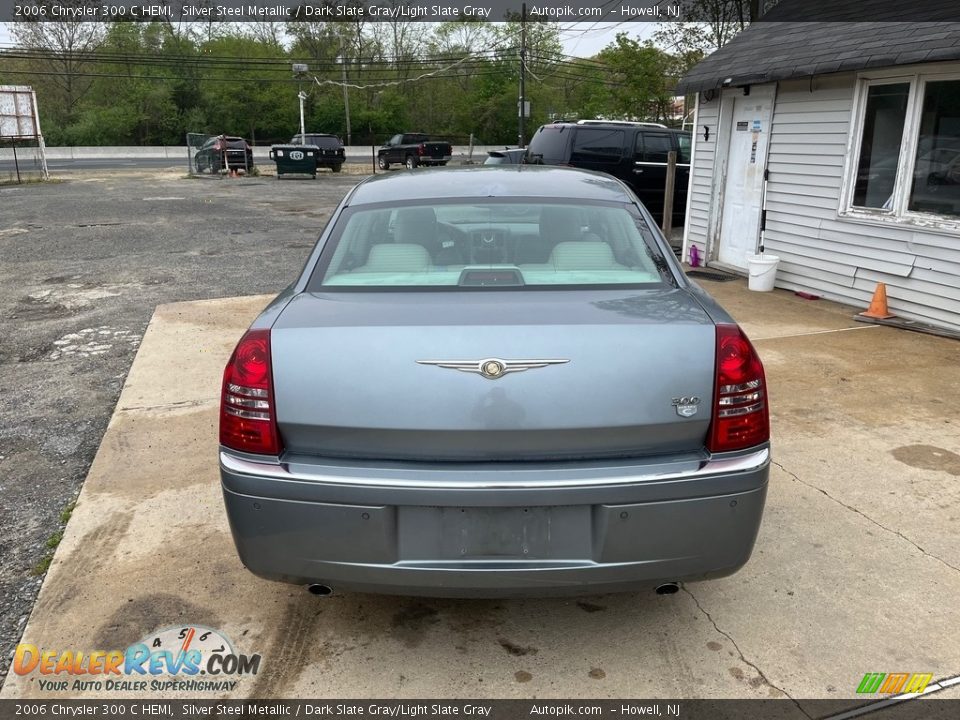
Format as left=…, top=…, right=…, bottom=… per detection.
left=220, top=447, right=769, bottom=597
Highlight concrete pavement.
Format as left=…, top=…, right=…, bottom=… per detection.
left=2, top=281, right=959, bottom=705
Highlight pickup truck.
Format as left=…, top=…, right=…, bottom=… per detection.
left=377, top=133, right=452, bottom=170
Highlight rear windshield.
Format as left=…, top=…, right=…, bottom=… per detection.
left=307, top=136, right=341, bottom=148
left=309, top=201, right=673, bottom=290
left=292, top=135, right=341, bottom=147
left=484, top=152, right=522, bottom=165
left=527, top=126, right=571, bottom=163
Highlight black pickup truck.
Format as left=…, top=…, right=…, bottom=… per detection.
left=377, top=133, right=452, bottom=170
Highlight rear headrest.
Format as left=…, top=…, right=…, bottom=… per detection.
left=394, top=207, right=438, bottom=246
left=538, top=206, right=583, bottom=244
left=364, top=243, right=431, bottom=272
left=550, top=241, right=617, bottom=270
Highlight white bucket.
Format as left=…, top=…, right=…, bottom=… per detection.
left=747, top=254, right=780, bottom=292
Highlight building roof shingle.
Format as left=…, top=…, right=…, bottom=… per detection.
left=676, top=4, right=960, bottom=94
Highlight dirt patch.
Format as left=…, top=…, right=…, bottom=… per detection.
left=11, top=296, right=78, bottom=321
left=93, top=595, right=222, bottom=650
left=389, top=603, right=441, bottom=648
left=497, top=638, right=539, bottom=657
left=244, top=596, right=329, bottom=697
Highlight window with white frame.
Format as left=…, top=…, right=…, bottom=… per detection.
left=846, top=71, right=960, bottom=223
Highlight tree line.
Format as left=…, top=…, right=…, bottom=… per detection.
left=1, top=9, right=752, bottom=147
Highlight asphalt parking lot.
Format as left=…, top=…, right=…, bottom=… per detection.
left=1, top=169, right=959, bottom=709
left=0, top=169, right=359, bottom=682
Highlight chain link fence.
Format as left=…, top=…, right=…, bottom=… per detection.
left=186, top=133, right=253, bottom=178
left=0, top=137, right=48, bottom=184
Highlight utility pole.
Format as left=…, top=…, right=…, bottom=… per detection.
left=518, top=2, right=527, bottom=148
left=292, top=63, right=308, bottom=144
left=340, top=42, right=352, bottom=146
left=298, top=90, right=307, bottom=144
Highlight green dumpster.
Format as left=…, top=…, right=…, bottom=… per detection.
left=270, top=144, right=319, bottom=178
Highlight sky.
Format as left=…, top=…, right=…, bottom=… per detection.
left=0, top=21, right=658, bottom=58
left=557, top=22, right=658, bottom=57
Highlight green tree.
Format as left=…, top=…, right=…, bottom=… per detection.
left=595, top=34, right=677, bottom=123
left=9, top=6, right=106, bottom=131
left=653, top=0, right=754, bottom=71
left=198, top=31, right=298, bottom=143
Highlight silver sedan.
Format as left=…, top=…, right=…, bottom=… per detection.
left=219, top=166, right=770, bottom=598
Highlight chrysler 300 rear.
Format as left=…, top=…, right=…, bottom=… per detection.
left=219, top=167, right=770, bottom=597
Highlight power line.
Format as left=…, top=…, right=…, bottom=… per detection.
left=0, top=66, right=515, bottom=84
left=0, top=47, right=515, bottom=70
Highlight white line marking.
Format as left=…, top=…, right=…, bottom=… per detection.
left=753, top=325, right=882, bottom=341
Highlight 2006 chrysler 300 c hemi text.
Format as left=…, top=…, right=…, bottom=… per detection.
left=219, top=166, right=770, bottom=598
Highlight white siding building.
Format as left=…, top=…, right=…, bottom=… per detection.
left=677, top=20, right=960, bottom=334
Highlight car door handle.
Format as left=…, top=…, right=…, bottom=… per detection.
left=633, top=168, right=644, bottom=174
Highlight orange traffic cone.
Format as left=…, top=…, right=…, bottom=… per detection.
left=859, top=282, right=895, bottom=319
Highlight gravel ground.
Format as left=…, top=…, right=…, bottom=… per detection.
left=0, top=168, right=363, bottom=686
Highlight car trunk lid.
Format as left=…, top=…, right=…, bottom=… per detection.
left=270, top=289, right=716, bottom=461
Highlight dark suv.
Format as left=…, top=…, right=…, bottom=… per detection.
left=194, top=135, right=254, bottom=174
left=290, top=133, right=345, bottom=172
left=526, top=121, right=691, bottom=226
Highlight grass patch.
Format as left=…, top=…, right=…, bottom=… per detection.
left=45, top=530, right=63, bottom=549
left=32, top=554, right=53, bottom=576
left=0, top=177, right=63, bottom=187
left=30, top=500, right=76, bottom=576
left=59, top=501, right=76, bottom=524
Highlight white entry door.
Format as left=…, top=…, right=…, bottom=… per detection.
left=717, top=86, right=774, bottom=269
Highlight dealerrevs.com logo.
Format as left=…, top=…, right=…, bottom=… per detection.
left=14, top=625, right=261, bottom=693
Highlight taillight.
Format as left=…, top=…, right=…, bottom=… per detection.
left=707, top=324, right=769, bottom=453
left=220, top=329, right=282, bottom=455
left=417, top=143, right=425, bottom=156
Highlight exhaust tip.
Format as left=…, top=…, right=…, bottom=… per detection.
left=306, top=584, right=333, bottom=597
left=655, top=582, right=680, bottom=595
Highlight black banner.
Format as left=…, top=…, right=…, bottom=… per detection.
left=3, top=0, right=960, bottom=24
left=1, top=700, right=960, bottom=720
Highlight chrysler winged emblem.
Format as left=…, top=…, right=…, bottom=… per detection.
left=417, top=358, right=569, bottom=380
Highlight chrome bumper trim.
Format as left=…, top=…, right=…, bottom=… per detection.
left=220, top=448, right=768, bottom=491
